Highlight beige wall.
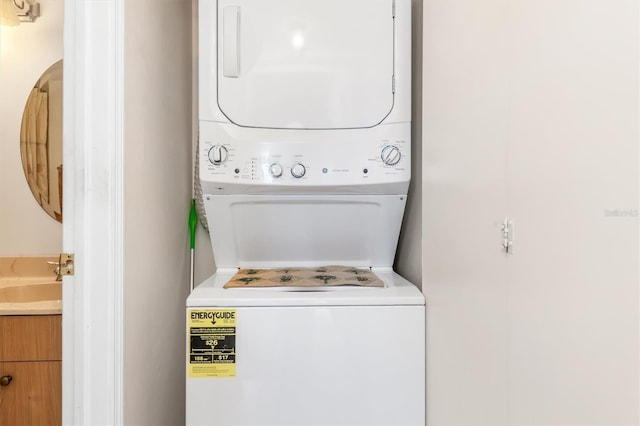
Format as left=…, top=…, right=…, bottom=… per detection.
left=123, top=0, right=193, bottom=424
left=0, top=0, right=63, bottom=255
left=395, top=0, right=423, bottom=288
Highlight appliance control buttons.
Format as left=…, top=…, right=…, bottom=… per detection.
left=291, top=163, right=306, bottom=178
left=381, top=145, right=401, bottom=166
left=269, top=163, right=283, bottom=178
left=208, top=145, right=228, bottom=165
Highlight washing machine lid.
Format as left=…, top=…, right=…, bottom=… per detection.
left=203, top=194, right=406, bottom=270
left=216, top=0, right=395, bottom=130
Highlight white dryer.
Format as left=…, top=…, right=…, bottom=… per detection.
left=187, top=1, right=424, bottom=425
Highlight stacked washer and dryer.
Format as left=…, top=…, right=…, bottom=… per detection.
left=187, top=1, right=425, bottom=424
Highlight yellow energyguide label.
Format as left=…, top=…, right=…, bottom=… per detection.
left=188, top=309, right=236, bottom=378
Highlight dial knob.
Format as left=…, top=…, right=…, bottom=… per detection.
left=208, top=145, right=228, bottom=165
left=381, top=145, right=401, bottom=166
left=291, top=163, right=306, bottom=178
left=269, top=163, right=283, bottom=178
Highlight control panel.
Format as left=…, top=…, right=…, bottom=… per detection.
left=199, top=122, right=410, bottom=192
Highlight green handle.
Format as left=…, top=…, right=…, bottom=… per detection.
left=189, top=199, right=197, bottom=250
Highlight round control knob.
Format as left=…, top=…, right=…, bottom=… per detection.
left=269, top=163, right=283, bottom=178
left=0, top=375, right=12, bottom=386
left=291, top=163, right=306, bottom=178
left=381, top=145, right=401, bottom=166
left=208, top=145, right=228, bottom=165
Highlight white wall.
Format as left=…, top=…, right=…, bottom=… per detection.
left=123, top=0, right=193, bottom=424
left=0, top=0, right=62, bottom=255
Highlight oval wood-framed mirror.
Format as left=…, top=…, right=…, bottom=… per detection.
left=20, top=59, right=63, bottom=222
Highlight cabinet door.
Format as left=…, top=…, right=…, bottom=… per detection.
left=0, top=315, right=62, bottom=362
left=0, top=361, right=62, bottom=426
left=423, top=1, right=638, bottom=425
left=505, top=2, right=639, bottom=424
left=422, top=2, right=511, bottom=422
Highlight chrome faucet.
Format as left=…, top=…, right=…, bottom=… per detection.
left=47, top=261, right=63, bottom=281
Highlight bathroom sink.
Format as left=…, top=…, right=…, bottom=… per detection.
left=0, top=256, right=62, bottom=315
left=0, top=281, right=62, bottom=315
left=0, top=282, right=61, bottom=303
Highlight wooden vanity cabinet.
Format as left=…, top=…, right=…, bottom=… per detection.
left=0, top=315, right=62, bottom=426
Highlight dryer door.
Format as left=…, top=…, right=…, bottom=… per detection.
left=216, top=0, right=395, bottom=130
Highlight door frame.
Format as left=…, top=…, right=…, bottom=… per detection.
left=62, top=0, right=124, bottom=424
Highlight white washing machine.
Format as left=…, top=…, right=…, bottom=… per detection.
left=187, top=1, right=424, bottom=425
